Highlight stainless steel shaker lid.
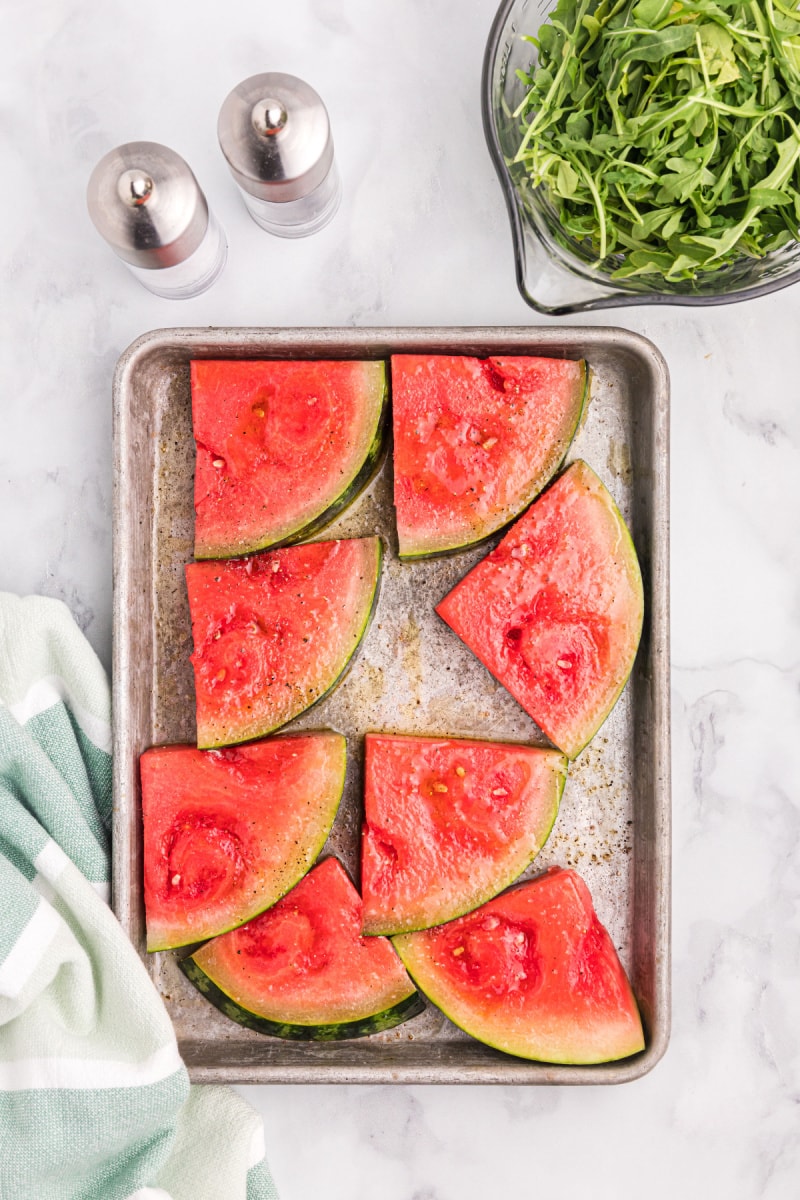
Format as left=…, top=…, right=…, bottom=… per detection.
left=86, top=142, right=209, bottom=268
left=218, top=73, right=334, bottom=203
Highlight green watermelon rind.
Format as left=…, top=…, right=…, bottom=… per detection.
left=145, top=735, right=348, bottom=954
left=195, top=362, right=389, bottom=560
left=196, top=539, right=384, bottom=750
left=397, top=361, right=590, bottom=561
left=179, top=953, right=425, bottom=1041
left=362, top=749, right=568, bottom=937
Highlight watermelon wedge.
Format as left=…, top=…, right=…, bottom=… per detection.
left=191, top=359, right=387, bottom=559
left=392, top=354, right=587, bottom=558
left=141, top=733, right=346, bottom=951
left=361, top=734, right=567, bottom=935
left=436, top=461, right=643, bottom=759
left=187, top=537, right=382, bottom=748
left=181, top=857, right=424, bottom=1040
left=393, top=867, right=644, bottom=1064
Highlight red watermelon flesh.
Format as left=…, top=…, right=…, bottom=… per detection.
left=186, top=537, right=381, bottom=748
left=191, top=359, right=387, bottom=558
left=393, top=866, right=644, bottom=1064
left=361, top=735, right=567, bottom=934
left=436, top=461, right=643, bottom=759
left=141, top=734, right=346, bottom=951
left=182, top=857, right=423, bottom=1038
left=392, top=354, right=587, bottom=557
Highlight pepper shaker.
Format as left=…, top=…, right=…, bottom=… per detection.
left=217, top=73, right=341, bottom=237
left=86, top=141, right=227, bottom=298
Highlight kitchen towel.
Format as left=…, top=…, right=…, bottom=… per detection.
left=0, top=593, right=278, bottom=1200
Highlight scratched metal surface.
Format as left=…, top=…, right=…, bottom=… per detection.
left=112, top=326, right=670, bottom=1084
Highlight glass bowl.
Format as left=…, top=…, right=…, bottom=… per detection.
left=482, top=0, right=800, bottom=314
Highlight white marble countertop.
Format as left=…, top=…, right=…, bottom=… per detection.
left=3, top=1, right=799, bottom=1197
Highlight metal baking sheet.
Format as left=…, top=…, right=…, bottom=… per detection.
left=112, top=326, right=670, bottom=1084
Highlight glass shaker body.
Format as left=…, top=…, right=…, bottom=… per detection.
left=240, top=162, right=341, bottom=238
left=123, top=210, right=227, bottom=297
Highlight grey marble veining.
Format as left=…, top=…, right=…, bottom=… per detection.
left=2, top=0, right=799, bottom=1196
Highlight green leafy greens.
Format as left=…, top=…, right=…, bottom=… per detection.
left=512, top=0, right=800, bottom=280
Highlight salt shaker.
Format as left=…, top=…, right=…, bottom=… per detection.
left=86, top=142, right=227, bottom=298
left=217, top=73, right=341, bottom=237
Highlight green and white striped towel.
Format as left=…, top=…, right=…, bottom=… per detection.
left=0, top=594, right=278, bottom=1200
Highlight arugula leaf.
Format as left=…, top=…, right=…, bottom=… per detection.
left=615, top=26, right=699, bottom=69
left=631, top=0, right=673, bottom=25
left=511, top=0, right=800, bottom=282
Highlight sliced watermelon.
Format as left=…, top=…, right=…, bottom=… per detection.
left=181, top=857, right=424, bottom=1039
left=436, top=461, right=643, bottom=759
left=393, top=867, right=644, bottom=1064
left=191, top=359, right=387, bottom=559
left=361, top=734, right=566, bottom=935
left=187, top=537, right=381, bottom=748
left=141, top=733, right=346, bottom=951
left=392, top=354, right=587, bottom=558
